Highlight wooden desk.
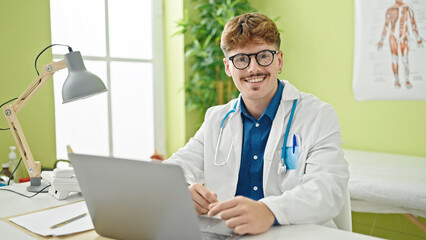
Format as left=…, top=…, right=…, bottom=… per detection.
left=1, top=183, right=382, bottom=240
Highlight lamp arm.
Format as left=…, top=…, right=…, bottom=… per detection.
left=2, top=60, right=67, bottom=178
left=14, top=60, right=67, bottom=112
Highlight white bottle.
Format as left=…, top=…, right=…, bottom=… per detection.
left=9, top=146, right=17, bottom=183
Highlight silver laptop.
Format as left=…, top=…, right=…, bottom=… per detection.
left=69, top=153, right=239, bottom=240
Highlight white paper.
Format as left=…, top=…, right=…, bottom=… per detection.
left=9, top=201, right=94, bottom=237
left=353, top=0, right=426, bottom=100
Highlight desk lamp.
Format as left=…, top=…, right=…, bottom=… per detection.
left=2, top=47, right=107, bottom=192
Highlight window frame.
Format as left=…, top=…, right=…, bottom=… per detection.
left=51, top=0, right=166, bottom=158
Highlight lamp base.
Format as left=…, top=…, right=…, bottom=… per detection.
left=27, top=177, right=49, bottom=193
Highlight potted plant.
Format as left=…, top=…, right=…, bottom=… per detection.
left=176, top=0, right=256, bottom=115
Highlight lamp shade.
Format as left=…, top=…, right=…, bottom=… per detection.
left=62, top=51, right=107, bottom=103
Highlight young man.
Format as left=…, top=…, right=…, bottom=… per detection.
left=164, top=13, right=349, bottom=235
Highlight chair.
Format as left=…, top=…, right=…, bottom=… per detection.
left=333, top=188, right=352, bottom=232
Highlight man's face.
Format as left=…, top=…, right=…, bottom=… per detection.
left=223, top=41, right=283, bottom=104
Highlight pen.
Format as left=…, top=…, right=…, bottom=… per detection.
left=292, top=134, right=297, bottom=153
left=50, top=212, right=88, bottom=229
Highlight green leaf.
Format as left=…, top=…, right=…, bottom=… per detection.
left=176, top=0, right=257, bottom=114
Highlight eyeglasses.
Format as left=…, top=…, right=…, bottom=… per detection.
left=228, top=50, right=278, bottom=70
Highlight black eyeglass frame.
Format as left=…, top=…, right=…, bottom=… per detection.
left=228, top=50, right=278, bottom=70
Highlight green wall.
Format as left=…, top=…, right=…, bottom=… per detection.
left=0, top=0, right=54, bottom=178
left=1, top=1, right=425, bottom=239
left=248, top=1, right=426, bottom=239
left=181, top=0, right=426, bottom=157
left=0, top=0, right=187, bottom=169
left=164, top=0, right=187, bottom=156
left=1, top=0, right=423, bottom=180
left=249, top=0, right=426, bottom=157
left=176, top=0, right=426, bottom=239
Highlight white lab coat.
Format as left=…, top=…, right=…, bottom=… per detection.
left=164, top=80, right=349, bottom=227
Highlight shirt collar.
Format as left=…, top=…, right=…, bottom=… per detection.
left=280, top=80, right=300, bottom=101
left=240, top=79, right=284, bottom=121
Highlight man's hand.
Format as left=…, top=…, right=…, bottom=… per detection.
left=188, top=183, right=218, bottom=215
left=207, top=196, right=275, bottom=235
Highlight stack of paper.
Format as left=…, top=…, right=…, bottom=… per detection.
left=10, top=201, right=94, bottom=237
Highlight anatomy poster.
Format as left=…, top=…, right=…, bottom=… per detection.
left=353, top=0, right=426, bottom=100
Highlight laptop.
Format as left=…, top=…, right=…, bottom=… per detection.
left=69, top=153, right=239, bottom=240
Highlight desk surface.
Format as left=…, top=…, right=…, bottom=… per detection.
left=0, top=183, right=382, bottom=240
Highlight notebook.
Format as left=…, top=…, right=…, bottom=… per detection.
left=69, top=153, right=239, bottom=240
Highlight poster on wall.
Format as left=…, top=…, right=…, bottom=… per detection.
left=353, top=0, right=426, bottom=100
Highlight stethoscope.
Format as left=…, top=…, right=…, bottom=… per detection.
left=213, top=97, right=298, bottom=175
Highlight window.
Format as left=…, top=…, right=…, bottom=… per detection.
left=50, top=0, right=165, bottom=160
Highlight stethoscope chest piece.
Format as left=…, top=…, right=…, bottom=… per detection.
left=278, top=160, right=287, bottom=175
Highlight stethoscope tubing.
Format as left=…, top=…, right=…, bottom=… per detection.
left=220, top=100, right=239, bottom=128
left=281, top=99, right=298, bottom=164
left=213, top=97, right=298, bottom=174
left=214, top=100, right=239, bottom=166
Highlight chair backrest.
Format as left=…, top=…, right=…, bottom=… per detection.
left=333, top=188, right=352, bottom=232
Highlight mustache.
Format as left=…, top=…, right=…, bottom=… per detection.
left=241, top=72, right=270, bottom=80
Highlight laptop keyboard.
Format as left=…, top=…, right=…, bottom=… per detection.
left=200, top=231, right=240, bottom=240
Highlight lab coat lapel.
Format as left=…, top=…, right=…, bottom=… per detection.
left=263, top=80, right=300, bottom=188
left=227, top=108, right=243, bottom=179
left=263, top=101, right=286, bottom=186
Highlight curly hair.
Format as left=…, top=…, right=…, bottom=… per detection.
left=220, top=13, right=280, bottom=56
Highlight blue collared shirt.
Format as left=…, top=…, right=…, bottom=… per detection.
left=235, top=80, right=284, bottom=201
